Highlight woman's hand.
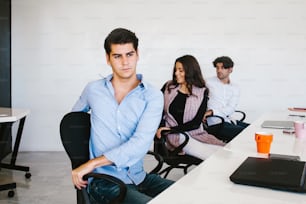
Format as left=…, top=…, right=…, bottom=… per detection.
left=203, top=109, right=213, bottom=122
left=156, top=127, right=171, bottom=139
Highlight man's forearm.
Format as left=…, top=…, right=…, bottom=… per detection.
left=91, top=155, right=113, bottom=169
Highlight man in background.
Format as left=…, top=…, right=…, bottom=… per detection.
left=205, top=56, right=249, bottom=142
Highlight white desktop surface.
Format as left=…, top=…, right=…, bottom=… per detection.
left=149, top=111, right=306, bottom=204
left=0, top=107, right=31, bottom=192
left=149, top=149, right=306, bottom=204
left=0, top=107, right=30, bottom=123
left=225, top=111, right=306, bottom=160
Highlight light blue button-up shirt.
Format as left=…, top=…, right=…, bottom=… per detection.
left=72, top=74, right=163, bottom=185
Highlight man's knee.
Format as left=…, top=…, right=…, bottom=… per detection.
left=89, top=178, right=121, bottom=204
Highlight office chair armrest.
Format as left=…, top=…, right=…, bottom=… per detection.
left=83, top=172, right=127, bottom=203
left=161, top=130, right=190, bottom=156
left=203, top=115, right=225, bottom=129
left=234, top=110, right=246, bottom=122
left=205, top=115, right=225, bottom=123
left=147, top=150, right=164, bottom=174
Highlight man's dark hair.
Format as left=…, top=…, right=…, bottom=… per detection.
left=213, top=56, right=234, bottom=69
left=104, top=28, right=139, bottom=55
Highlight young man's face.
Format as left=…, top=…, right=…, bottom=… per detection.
left=106, top=43, right=139, bottom=80
left=215, top=62, right=232, bottom=82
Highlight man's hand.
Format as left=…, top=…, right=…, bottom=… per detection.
left=71, top=156, right=112, bottom=190
left=71, top=160, right=95, bottom=190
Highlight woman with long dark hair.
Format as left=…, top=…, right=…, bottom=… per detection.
left=156, top=55, right=225, bottom=160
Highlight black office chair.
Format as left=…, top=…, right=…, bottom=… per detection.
left=0, top=183, right=16, bottom=198
left=154, top=130, right=203, bottom=178
left=204, top=110, right=247, bottom=135
left=205, top=110, right=248, bottom=143
left=60, top=111, right=163, bottom=204
left=154, top=114, right=227, bottom=179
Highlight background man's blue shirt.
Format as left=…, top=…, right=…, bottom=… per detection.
left=72, top=74, right=163, bottom=184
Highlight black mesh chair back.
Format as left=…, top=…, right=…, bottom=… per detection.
left=60, top=112, right=91, bottom=169
left=60, top=112, right=126, bottom=204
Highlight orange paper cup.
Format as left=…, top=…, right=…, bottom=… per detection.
left=255, top=132, right=273, bottom=154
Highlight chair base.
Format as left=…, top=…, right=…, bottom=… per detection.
left=0, top=182, right=16, bottom=197
left=159, top=164, right=194, bottom=178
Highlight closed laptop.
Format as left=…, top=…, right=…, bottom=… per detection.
left=261, top=120, right=294, bottom=129
left=230, top=157, right=306, bottom=192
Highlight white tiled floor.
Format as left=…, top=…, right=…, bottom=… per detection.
left=0, top=152, right=192, bottom=204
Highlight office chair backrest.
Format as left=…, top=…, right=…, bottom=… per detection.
left=60, top=112, right=159, bottom=204
left=60, top=112, right=91, bottom=170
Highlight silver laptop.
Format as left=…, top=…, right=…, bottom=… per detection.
left=261, top=120, right=294, bottom=129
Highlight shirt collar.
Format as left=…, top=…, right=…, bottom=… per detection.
left=104, top=74, right=146, bottom=89
left=215, top=76, right=231, bottom=85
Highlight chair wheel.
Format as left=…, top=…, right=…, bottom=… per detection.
left=25, top=172, right=31, bottom=179
left=8, top=190, right=15, bottom=197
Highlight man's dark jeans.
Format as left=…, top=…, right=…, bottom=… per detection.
left=89, top=173, right=174, bottom=204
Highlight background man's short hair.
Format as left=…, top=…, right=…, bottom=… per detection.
left=213, top=56, right=234, bottom=69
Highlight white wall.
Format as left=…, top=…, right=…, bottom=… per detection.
left=11, top=0, right=306, bottom=151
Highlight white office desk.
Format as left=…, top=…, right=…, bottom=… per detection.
left=0, top=107, right=31, bottom=196
left=0, top=107, right=30, bottom=123
left=0, top=107, right=31, bottom=173
left=149, top=111, right=306, bottom=204
left=225, top=111, right=306, bottom=160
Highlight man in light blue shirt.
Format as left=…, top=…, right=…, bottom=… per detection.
left=71, top=28, right=173, bottom=203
